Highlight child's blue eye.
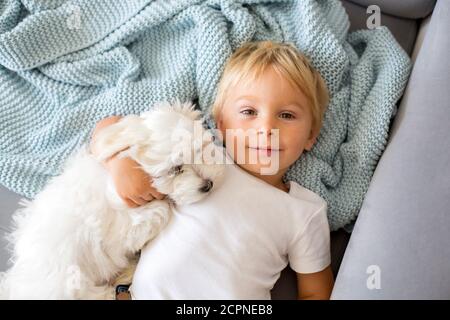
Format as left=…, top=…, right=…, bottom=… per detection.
left=279, top=112, right=295, bottom=119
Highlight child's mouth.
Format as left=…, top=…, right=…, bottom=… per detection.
left=248, top=147, right=281, bottom=157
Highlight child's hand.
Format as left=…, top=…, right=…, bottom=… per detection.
left=90, top=115, right=165, bottom=208
left=105, top=155, right=165, bottom=208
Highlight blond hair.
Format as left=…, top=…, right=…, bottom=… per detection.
left=211, top=40, right=329, bottom=136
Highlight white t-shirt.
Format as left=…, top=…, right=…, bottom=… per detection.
left=130, top=158, right=331, bottom=300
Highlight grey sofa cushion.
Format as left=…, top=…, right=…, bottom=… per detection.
left=0, top=229, right=9, bottom=271
left=0, top=185, right=22, bottom=233
left=0, top=184, right=24, bottom=271
left=346, top=0, right=436, bottom=19
left=332, top=0, right=450, bottom=299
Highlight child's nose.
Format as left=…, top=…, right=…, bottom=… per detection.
left=257, top=117, right=277, bottom=136
left=257, top=128, right=273, bottom=137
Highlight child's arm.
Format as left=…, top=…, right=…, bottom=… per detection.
left=90, top=116, right=165, bottom=208
left=296, top=265, right=334, bottom=300
left=89, top=115, right=124, bottom=162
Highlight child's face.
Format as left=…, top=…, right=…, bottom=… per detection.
left=216, top=66, right=317, bottom=178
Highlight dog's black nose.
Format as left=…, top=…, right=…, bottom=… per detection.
left=200, top=180, right=213, bottom=193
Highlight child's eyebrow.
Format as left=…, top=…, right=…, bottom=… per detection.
left=285, top=103, right=306, bottom=110
left=234, top=95, right=258, bottom=102
left=234, top=96, right=306, bottom=111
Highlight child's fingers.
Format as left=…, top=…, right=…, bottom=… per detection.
left=140, top=193, right=154, bottom=201
left=149, top=190, right=165, bottom=200
left=123, top=198, right=139, bottom=208
left=130, top=196, right=147, bottom=206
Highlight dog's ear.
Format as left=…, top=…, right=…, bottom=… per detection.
left=91, top=115, right=149, bottom=162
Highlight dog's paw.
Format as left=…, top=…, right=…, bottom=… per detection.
left=126, top=201, right=171, bottom=252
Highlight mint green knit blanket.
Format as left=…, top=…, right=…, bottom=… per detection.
left=0, top=0, right=411, bottom=231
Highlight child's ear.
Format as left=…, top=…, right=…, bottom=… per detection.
left=304, top=129, right=318, bottom=151
left=216, top=117, right=227, bottom=139
left=216, top=115, right=223, bottom=131
left=91, top=115, right=149, bottom=162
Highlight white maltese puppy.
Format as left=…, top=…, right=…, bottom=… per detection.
left=0, top=101, right=225, bottom=299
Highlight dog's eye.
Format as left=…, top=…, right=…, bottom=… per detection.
left=171, top=165, right=183, bottom=176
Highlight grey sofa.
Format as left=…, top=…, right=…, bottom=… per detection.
left=331, top=0, right=450, bottom=300
left=1, top=0, right=449, bottom=299
left=273, top=0, right=450, bottom=299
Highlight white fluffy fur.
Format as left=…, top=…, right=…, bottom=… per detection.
left=0, top=101, right=224, bottom=299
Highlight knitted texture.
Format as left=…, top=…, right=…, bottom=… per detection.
left=0, top=0, right=411, bottom=231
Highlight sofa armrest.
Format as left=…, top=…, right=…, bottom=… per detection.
left=331, top=0, right=450, bottom=299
